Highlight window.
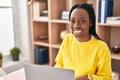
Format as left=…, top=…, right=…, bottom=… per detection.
left=0, top=0, right=15, bottom=56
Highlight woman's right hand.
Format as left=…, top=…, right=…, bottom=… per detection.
left=75, top=75, right=89, bottom=80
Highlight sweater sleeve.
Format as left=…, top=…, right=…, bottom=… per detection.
left=54, top=34, right=69, bottom=68
left=54, top=41, right=64, bottom=68
left=91, top=45, right=112, bottom=80
left=54, top=48, right=63, bottom=68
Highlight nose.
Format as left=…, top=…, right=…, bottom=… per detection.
left=73, top=22, right=80, bottom=29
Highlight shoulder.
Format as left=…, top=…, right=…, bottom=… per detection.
left=93, top=38, right=108, bottom=48
left=93, top=38, right=111, bottom=61
left=61, top=33, right=75, bottom=47
left=93, top=38, right=111, bottom=57
left=63, top=33, right=74, bottom=41
left=65, top=33, right=74, bottom=38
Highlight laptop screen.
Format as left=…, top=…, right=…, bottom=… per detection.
left=24, top=64, right=75, bottom=80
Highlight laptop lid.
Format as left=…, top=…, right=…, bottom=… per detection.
left=24, top=64, right=75, bottom=80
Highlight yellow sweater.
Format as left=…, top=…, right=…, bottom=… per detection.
left=54, top=33, right=112, bottom=80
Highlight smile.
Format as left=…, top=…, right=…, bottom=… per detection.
left=73, top=29, right=82, bottom=34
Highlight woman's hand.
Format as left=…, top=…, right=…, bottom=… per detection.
left=75, top=75, right=89, bottom=80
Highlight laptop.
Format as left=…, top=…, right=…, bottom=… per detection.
left=24, top=64, right=75, bottom=80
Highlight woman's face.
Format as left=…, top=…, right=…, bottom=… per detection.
left=70, top=8, right=91, bottom=40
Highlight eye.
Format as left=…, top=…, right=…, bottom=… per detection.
left=70, top=19, right=75, bottom=24
left=78, top=19, right=86, bottom=24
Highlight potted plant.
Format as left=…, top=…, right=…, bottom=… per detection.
left=10, top=47, right=21, bottom=61
left=0, top=52, right=3, bottom=67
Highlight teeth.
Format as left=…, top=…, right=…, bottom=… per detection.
left=73, top=29, right=81, bottom=33
left=74, top=30, right=81, bottom=33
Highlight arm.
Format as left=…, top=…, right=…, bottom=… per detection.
left=92, top=46, right=112, bottom=80
left=75, top=45, right=112, bottom=80
left=54, top=33, right=71, bottom=68
left=54, top=36, right=65, bottom=68
left=54, top=48, right=63, bottom=68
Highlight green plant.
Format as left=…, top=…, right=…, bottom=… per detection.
left=0, top=52, right=3, bottom=59
left=10, top=47, right=21, bottom=56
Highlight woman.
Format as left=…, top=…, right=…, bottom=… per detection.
left=54, top=3, right=112, bottom=80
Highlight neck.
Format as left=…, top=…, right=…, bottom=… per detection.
left=77, top=34, right=91, bottom=42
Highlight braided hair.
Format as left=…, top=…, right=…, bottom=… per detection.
left=69, top=3, right=101, bottom=40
